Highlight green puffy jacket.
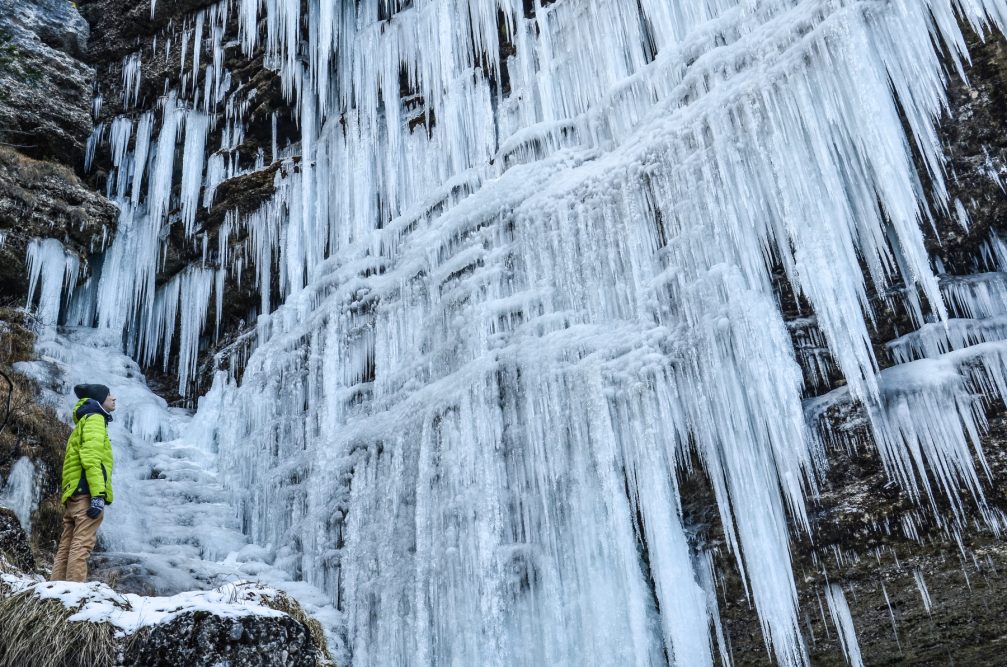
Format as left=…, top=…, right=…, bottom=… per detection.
left=60, top=398, right=114, bottom=505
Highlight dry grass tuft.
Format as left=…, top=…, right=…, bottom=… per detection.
left=0, top=587, right=118, bottom=667
left=259, top=588, right=334, bottom=665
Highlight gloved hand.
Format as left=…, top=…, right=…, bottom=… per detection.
left=86, top=496, right=105, bottom=519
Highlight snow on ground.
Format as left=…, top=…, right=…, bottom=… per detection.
left=1, top=574, right=284, bottom=635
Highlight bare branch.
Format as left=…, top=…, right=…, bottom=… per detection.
left=0, top=370, right=12, bottom=437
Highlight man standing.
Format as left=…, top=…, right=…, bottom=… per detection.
left=50, top=384, right=116, bottom=582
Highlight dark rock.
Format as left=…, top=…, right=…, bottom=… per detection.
left=1, top=0, right=90, bottom=58
left=0, top=506, right=35, bottom=574
left=0, top=0, right=96, bottom=166
left=125, top=609, right=327, bottom=667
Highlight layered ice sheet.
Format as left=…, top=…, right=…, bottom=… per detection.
left=29, top=0, right=1007, bottom=665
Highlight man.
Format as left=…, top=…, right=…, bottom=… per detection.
left=50, top=383, right=116, bottom=582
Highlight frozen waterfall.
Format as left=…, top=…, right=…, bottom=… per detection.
left=23, top=0, right=1007, bottom=664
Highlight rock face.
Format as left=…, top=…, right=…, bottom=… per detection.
left=0, top=147, right=117, bottom=303
left=0, top=0, right=118, bottom=307
left=0, top=0, right=95, bottom=166
left=126, top=611, right=325, bottom=667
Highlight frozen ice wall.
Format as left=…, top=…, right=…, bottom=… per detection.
left=58, top=0, right=1007, bottom=665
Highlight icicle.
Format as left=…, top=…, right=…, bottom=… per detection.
left=84, top=123, right=103, bottom=173
left=180, top=110, right=210, bottom=235
left=824, top=585, right=864, bottom=667
left=192, top=10, right=205, bottom=98
left=148, top=94, right=183, bottom=225
left=121, top=52, right=142, bottom=108
left=880, top=581, right=902, bottom=652
left=25, top=238, right=80, bottom=327
left=913, top=569, right=933, bottom=615
left=0, top=457, right=37, bottom=531
left=109, top=116, right=133, bottom=168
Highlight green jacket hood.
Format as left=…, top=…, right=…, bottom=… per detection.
left=73, top=397, right=113, bottom=424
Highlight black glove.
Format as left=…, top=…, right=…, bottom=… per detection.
left=86, top=496, right=105, bottom=519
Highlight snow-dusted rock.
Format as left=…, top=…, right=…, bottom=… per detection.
left=0, top=575, right=331, bottom=667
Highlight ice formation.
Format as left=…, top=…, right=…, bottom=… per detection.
left=0, top=457, right=37, bottom=531
left=21, top=0, right=1007, bottom=665
left=823, top=584, right=864, bottom=667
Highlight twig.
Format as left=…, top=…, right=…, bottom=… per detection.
left=0, top=370, right=12, bottom=437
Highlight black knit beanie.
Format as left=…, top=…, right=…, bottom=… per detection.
left=74, top=383, right=110, bottom=404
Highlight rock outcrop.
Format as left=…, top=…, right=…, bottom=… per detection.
left=0, top=0, right=118, bottom=304
left=126, top=610, right=325, bottom=667
left=0, top=514, right=332, bottom=667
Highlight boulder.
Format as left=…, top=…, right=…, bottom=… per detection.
left=126, top=610, right=327, bottom=667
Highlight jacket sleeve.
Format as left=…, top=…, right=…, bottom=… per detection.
left=79, top=415, right=109, bottom=499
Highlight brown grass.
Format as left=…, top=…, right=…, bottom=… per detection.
left=0, top=145, right=79, bottom=187
left=0, top=586, right=119, bottom=667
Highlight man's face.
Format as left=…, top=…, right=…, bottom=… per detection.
left=102, top=394, right=117, bottom=412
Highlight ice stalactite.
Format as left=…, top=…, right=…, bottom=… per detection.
left=0, top=457, right=37, bottom=531
left=26, top=238, right=80, bottom=329
left=49, top=0, right=1007, bottom=665
left=824, top=585, right=864, bottom=667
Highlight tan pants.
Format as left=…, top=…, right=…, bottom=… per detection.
left=50, top=495, right=104, bottom=582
